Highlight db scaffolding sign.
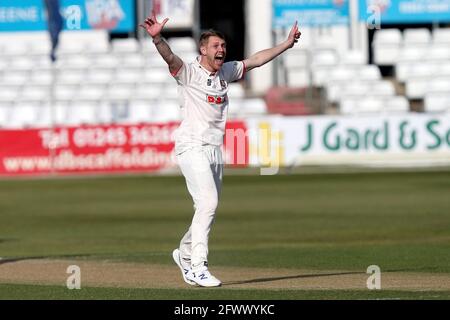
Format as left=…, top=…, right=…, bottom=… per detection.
left=0, top=121, right=249, bottom=176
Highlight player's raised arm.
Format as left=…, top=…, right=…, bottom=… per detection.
left=243, top=21, right=301, bottom=72
left=139, top=10, right=183, bottom=75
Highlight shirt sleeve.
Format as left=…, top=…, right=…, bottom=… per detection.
left=222, top=61, right=246, bottom=83
left=171, top=61, right=192, bottom=85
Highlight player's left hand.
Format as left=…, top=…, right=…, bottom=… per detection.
left=287, top=21, right=301, bottom=49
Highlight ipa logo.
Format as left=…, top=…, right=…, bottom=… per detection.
left=66, top=265, right=81, bottom=290
left=366, top=265, right=381, bottom=290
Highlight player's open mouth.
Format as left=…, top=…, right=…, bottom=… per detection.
left=215, top=54, right=225, bottom=62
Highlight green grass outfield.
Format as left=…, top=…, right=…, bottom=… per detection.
left=0, top=169, right=449, bottom=299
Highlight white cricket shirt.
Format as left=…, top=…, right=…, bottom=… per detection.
left=171, top=56, right=245, bottom=155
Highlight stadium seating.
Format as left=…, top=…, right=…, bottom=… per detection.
left=424, top=93, right=450, bottom=113
left=1, top=25, right=449, bottom=129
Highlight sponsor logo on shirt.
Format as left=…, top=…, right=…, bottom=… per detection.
left=206, top=95, right=227, bottom=105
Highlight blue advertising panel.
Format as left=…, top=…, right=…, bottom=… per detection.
left=0, top=0, right=135, bottom=32
left=359, top=0, right=450, bottom=23
left=273, top=0, right=350, bottom=28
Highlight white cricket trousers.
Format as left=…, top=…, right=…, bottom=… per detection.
left=176, top=145, right=223, bottom=268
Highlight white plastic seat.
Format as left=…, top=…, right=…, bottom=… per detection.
left=0, top=60, right=8, bottom=71
left=19, top=86, right=49, bottom=103
left=2, top=42, right=28, bottom=56
left=386, top=96, right=410, bottom=113
left=372, top=81, right=396, bottom=96
left=339, top=98, right=359, bottom=114
left=57, top=41, right=86, bottom=56
left=311, top=50, right=339, bottom=67
left=406, top=77, right=450, bottom=99
left=141, top=39, right=159, bottom=54
left=227, top=83, right=245, bottom=99
left=429, top=78, right=450, bottom=93
left=284, top=49, right=309, bottom=68
left=29, top=41, right=52, bottom=56
left=124, top=101, right=154, bottom=123
left=121, top=54, right=146, bottom=69
left=143, top=69, right=172, bottom=84
left=403, top=28, right=431, bottom=45
left=178, top=53, right=198, bottom=64
left=57, top=70, right=85, bottom=85
left=135, top=84, right=163, bottom=100
left=84, top=70, right=113, bottom=85
left=114, top=69, right=141, bottom=85
left=240, top=98, right=267, bottom=115
left=437, top=62, right=450, bottom=77
left=146, top=57, right=169, bottom=68
left=59, top=30, right=109, bottom=51
left=36, top=103, right=69, bottom=127
left=424, top=93, right=450, bottom=113
left=374, top=29, right=402, bottom=44
left=358, top=65, right=381, bottom=81
left=312, top=65, right=336, bottom=87
left=397, top=62, right=437, bottom=83
left=0, top=105, right=11, bottom=127
left=168, top=37, right=197, bottom=53
left=395, top=61, right=415, bottom=82
left=112, top=38, right=140, bottom=54
left=397, top=46, right=426, bottom=62
left=373, top=29, right=402, bottom=66
left=427, top=45, right=450, bottom=61
left=9, top=57, right=34, bottom=72
left=33, top=56, right=53, bottom=72
left=106, top=85, right=134, bottom=101
left=359, top=97, right=385, bottom=113
left=8, top=103, right=40, bottom=128
left=62, top=56, right=92, bottom=69
left=405, top=78, right=427, bottom=99
left=92, top=55, right=119, bottom=69
left=287, top=69, right=310, bottom=87
left=170, top=37, right=197, bottom=51
left=97, top=102, right=115, bottom=124
left=64, top=103, right=98, bottom=125
left=85, top=42, right=110, bottom=55
left=164, top=86, right=179, bottom=101
left=340, top=50, right=366, bottom=65
left=327, top=66, right=354, bottom=84
left=54, top=85, right=77, bottom=102
left=30, top=71, right=55, bottom=86
left=76, top=85, right=105, bottom=102
left=432, top=28, right=450, bottom=44
left=2, top=71, right=29, bottom=86
left=152, top=101, right=181, bottom=122
left=329, top=82, right=368, bottom=103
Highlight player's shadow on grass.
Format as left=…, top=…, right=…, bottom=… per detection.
left=222, top=267, right=438, bottom=286
left=222, top=271, right=366, bottom=286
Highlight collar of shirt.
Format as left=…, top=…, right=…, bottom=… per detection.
left=195, top=56, right=217, bottom=77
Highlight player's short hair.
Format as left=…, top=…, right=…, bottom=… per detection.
left=199, top=30, right=226, bottom=47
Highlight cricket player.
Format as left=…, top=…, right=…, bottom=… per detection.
left=140, top=11, right=301, bottom=287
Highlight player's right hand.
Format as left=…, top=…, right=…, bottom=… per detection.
left=287, top=21, right=301, bottom=49
left=139, top=10, right=169, bottom=38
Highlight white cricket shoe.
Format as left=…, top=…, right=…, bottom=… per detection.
left=186, top=262, right=222, bottom=287
left=172, top=249, right=196, bottom=286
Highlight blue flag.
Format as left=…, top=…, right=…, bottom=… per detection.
left=44, top=0, right=64, bottom=62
